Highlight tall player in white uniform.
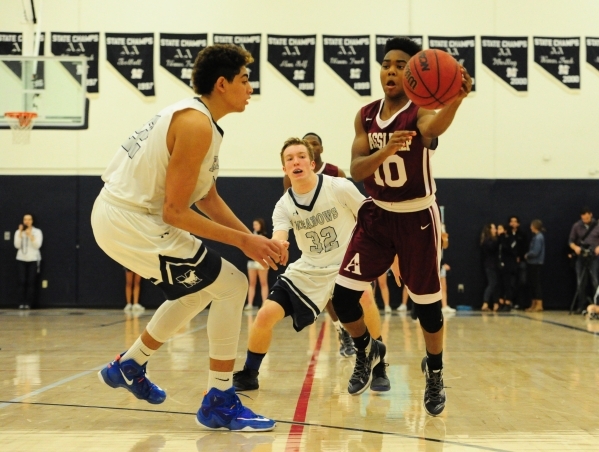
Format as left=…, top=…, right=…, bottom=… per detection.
left=91, top=45, right=287, bottom=431
left=331, top=37, right=472, bottom=414
left=233, top=138, right=388, bottom=394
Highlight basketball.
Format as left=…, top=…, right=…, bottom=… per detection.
left=403, top=49, right=463, bottom=110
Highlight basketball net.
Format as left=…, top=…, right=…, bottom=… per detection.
left=5, top=112, right=37, bottom=144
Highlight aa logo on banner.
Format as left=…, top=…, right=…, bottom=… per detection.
left=0, top=32, right=45, bottom=86
left=106, top=33, right=155, bottom=96
left=375, top=35, right=423, bottom=64
left=323, top=35, right=370, bottom=96
left=481, top=36, right=528, bottom=92
left=51, top=32, right=99, bottom=93
left=587, top=38, right=599, bottom=73
left=159, top=33, right=207, bottom=89
left=267, top=34, right=316, bottom=96
left=429, top=36, right=476, bottom=91
left=534, top=37, right=580, bottom=89
left=214, top=34, right=261, bottom=94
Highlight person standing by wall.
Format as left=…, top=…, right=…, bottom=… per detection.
left=14, top=214, right=43, bottom=310
left=124, top=268, right=144, bottom=313
left=525, top=220, right=546, bottom=312
left=480, top=223, right=499, bottom=312
left=246, top=218, right=270, bottom=310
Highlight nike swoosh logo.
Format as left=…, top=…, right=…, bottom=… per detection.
left=215, top=377, right=230, bottom=382
left=421, top=224, right=431, bottom=230
left=366, top=117, right=373, bottom=120
left=120, top=368, right=134, bottom=385
left=141, top=350, right=150, bottom=356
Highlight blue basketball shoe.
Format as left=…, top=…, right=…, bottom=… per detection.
left=98, top=353, right=166, bottom=404
left=196, top=387, right=276, bottom=431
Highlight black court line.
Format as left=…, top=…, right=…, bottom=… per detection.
left=0, top=400, right=509, bottom=452
left=513, top=313, right=599, bottom=335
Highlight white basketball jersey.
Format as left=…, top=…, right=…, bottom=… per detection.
left=102, top=98, right=222, bottom=214
left=272, top=175, right=365, bottom=268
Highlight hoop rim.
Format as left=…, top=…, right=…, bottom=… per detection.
left=4, top=111, right=38, bottom=119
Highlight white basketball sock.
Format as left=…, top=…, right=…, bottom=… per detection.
left=207, top=370, right=233, bottom=392
left=121, top=338, right=155, bottom=365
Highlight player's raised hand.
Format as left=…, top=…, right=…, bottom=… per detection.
left=381, top=130, right=417, bottom=157
left=456, top=66, right=473, bottom=100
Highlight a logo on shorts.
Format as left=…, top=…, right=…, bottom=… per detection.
left=344, top=253, right=362, bottom=275
left=176, top=269, right=203, bottom=288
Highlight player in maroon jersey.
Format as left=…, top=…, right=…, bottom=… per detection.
left=330, top=37, right=472, bottom=413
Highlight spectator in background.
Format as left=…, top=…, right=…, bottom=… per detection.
left=246, top=218, right=270, bottom=310
left=480, top=223, right=498, bottom=312
left=568, top=206, right=599, bottom=314
left=440, top=224, right=455, bottom=314
left=124, top=268, right=144, bottom=313
left=496, top=224, right=518, bottom=312
left=14, top=214, right=43, bottom=310
left=507, top=216, right=528, bottom=310
left=525, top=220, right=546, bottom=312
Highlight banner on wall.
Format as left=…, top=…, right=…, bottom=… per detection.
left=0, top=32, right=45, bottom=86
left=534, top=37, right=580, bottom=89
left=481, top=36, right=528, bottom=92
left=159, top=33, right=207, bottom=90
left=375, top=35, right=423, bottom=64
left=429, top=36, right=476, bottom=91
left=587, top=38, right=599, bottom=72
left=51, top=32, right=99, bottom=93
left=323, top=35, right=370, bottom=96
left=213, top=33, right=261, bottom=94
left=267, top=34, right=316, bottom=96
left=106, top=33, right=155, bottom=96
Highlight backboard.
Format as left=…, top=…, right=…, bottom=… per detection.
left=0, top=55, right=88, bottom=129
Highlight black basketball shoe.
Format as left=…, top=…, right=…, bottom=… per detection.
left=232, top=367, right=259, bottom=391
left=370, top=359, right=391, bottom=393
left=421, top=357, right=446, bottom=416
left=348, top=339, right=386, bottom=395
left=338, top=328, right=356, bottom=358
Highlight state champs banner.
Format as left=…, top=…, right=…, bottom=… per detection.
left=0, top=32, right=45, bottom=85
left=587, top=38, right=599, bottom=72
left=533, top=37, right=580, bottom=89
left=267, top=34, right=316, bottom=96
left=481, top=36, right=528, bottom=92
left=429, top=36, right=476, bottom=92
left=51, top=32, right=100, bottom=93
left=213, top=34, right=261, bottom=94
left=159, top=33, right=207, bottom=89
left=106, top=33, right=155, bottom=96
left=375, top=35, right=423, bottom=64
left=323, top=35, right=370, bottom=96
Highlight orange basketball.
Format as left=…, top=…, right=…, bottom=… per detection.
left=403, top=49, right=463, bottom=109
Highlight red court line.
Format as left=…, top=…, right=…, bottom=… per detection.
left=285, top=321, right=327, bottom=452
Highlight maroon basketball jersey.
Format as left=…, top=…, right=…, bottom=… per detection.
left=360, top=100, right=436, bottom=203
left=317, top=162, right=340, bottom=177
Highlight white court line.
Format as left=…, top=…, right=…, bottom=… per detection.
left=0, top=323, right=208, bottom=410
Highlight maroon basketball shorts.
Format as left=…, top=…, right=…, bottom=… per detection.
left=336, top=199, right=442, bottom=304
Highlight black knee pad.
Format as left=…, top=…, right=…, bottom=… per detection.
left=331, top=284, right=364, bottom=324
left=414, top=301, right=443, bottom=333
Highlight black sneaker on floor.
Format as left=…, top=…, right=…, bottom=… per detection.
left=370, top=359, right=391, bottom=393
left=232, top=367, right=259, bottom=391
left=421, top=357, right=446, bottom=416
left=338, top=328, right=356, bottom=358
left=348, top=339, right=386, bottom=395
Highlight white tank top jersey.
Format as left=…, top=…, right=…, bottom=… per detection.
left=102, top=97, right=222, bottom=214
left=272, top=175, right=365, bottom=268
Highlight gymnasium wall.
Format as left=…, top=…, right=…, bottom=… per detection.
left=0, top=1, right=598, bottom=309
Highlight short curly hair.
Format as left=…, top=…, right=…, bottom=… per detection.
left=192, top=44, right=254, bottom=95
left=280, top=137, right=314, bottom=165
left=383, top=37, right=422, bottom=58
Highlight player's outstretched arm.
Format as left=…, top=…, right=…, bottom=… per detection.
left=417, top=66, right=472, bottom=140
left=195, top=184, right=250, bottom=234
left=162, top=109, right=283, bottom=269
left=349, top=111, right=415, bottom=182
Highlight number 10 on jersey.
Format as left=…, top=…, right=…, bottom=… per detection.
left=373, top=155, right=407, bottom=187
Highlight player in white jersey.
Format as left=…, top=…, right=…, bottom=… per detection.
left=91, top=44, right=287, bottom=432
left=232, top=138, right=388, bottom=393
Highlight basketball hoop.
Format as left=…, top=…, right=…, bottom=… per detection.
left=4, top=112, right=37, bottom=144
